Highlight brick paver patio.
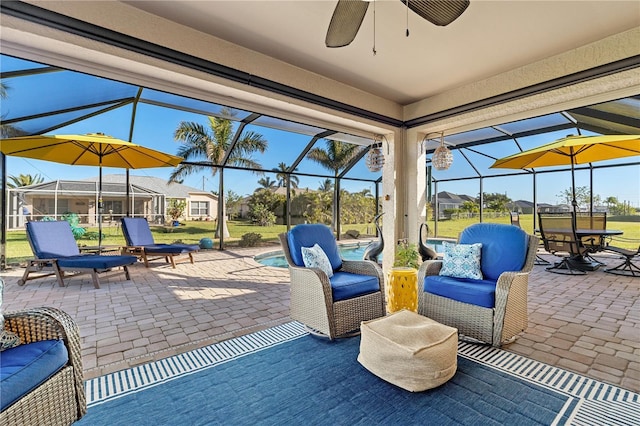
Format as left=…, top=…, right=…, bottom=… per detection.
left=1, top=245, right=638, bottom=392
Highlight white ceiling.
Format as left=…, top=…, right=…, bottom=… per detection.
left=124, top=0, right=640, bottom=106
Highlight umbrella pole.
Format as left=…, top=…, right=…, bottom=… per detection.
left=98, top=164, right=103, bottom=253
left=570, top=151, right=578, bottom=229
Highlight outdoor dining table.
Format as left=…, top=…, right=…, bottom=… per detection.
left=542, top=228, right=624, bottom=271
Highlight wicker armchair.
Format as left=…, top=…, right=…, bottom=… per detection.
left=418, top=223, right=537, bottom=347
left=0, top=307, right=86, bottom=425
left=279, top=224, right=385, bottom=339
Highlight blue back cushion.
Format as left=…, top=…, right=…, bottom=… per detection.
left=26, top=221, right=80, bottom=258
left=287, top=224, right=342, bottom=271
left=0, top=340, right=69, bottom=411
left=459, top=223, right=528, bottom=281
left=122, top=217, right=155, bottom=246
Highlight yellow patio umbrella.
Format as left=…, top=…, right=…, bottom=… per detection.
left=0, top=133, right=183, bottom=247
left=490, top=134, right=640, bottom=210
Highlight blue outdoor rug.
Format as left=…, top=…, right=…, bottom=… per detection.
left=78, top=322, right=639, bottom=425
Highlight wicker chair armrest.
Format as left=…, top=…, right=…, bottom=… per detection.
left=418, top=259, right=443, bottom=282
left=341, top=260, right=383, bottom=279
left=494, top=271, right=529, bottom=312
left=341, top=260, right=385, bottom=306
left=288, top=264, right=333, bottom=293
left=3, top=307, right=86, bottom=416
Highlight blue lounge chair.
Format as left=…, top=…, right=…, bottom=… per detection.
left=121, top=217, right=199, bottom=268
left=20, top=221, right=138, bottom=289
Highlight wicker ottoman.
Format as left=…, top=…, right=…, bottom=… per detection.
left=357, top=309, right=458, bottom=392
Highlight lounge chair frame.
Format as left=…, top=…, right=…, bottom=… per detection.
left=21, top=221, right=136, bottom=289
left=18, top=258, right=131, bottom=289
left=120, top=245, right=195, bottom=268
left=120, top=218, right=199, bottom=268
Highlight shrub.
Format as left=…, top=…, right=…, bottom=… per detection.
left=239, top=232, right=262, bottom=247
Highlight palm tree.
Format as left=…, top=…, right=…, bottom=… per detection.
left=7, top=173, right=45, bottom=188
left=1, top=82, right=24, bottom=138
left=171, top=109, right=268, bottom=238
left=257, top=176, right=277, bottom=189
left=318, top=178, right=333, bottom=192
left=307, top=140, right=366, bottom=230
left=273, top=162, right=299, bottom=189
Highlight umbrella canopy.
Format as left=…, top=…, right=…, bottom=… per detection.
left=490, top=134, right=640, bottom=170
left=1, top=133, right=183, bottom=248
left=490, top=134, right=640, bottom=214
left=0, top=133, right=183, bottom=168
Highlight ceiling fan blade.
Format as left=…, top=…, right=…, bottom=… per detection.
left=325, top=0, right=370, bottom=48
left=402, top=0, right=470, bottom=26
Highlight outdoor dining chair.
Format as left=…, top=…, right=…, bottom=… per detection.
left=510, top=211, right=550, bottom=265
left=538, top=212, right=592, bottom=275
left=120, top=217, right=199, bottom=268
left=20, top=221, right=137, bottom=289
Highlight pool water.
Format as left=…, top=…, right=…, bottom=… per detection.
left=255, top=239, right=448, bottom=268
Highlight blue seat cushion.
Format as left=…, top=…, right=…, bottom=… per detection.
left=56, top=254, right=137, bottom=270
left=424, top=275, right=496, bottom=308
left=459, top=223, right=528, bottom=281
left=141, top=244, right=200, bottom=254
left=0, top=340, right=69, bottom=411
left=287, top=224, right=342, bottom=271
left=330, top=271, right=380, bottom=302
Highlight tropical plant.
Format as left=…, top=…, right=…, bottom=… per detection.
left=167, top=199, right=186, bottom=221
left=7, top=173, right=45, bottom=188
left=239, top=232, right=262, bottom=247
left=257, top=176, right=277, bottom=189
left=248, top=188, right=284, bottom=224
left=249, top=203, right=277, bottom=226
left=225, top=190, right=243, bottom=220
left=0, top=81, right=25, bottom=138
left=307, top=140, right=365, bottom=230
left=480, top=192, right=511, bottom=212
left=393, top=241, right=420, bottom=269
left=170, top=108, right=268, bottom=238
left=318, top=178, right=333, bottom=192
left=273, top=162, right=299, bottom=189
left=556, top=186, right=590, bottom=207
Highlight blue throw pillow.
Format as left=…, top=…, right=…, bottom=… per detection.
left=301, top=244, right=334, bottom=278
left=439, top=242, right=483, bottom=280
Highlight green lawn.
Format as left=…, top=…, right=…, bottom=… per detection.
left=4, top=216, right=638, bottom=265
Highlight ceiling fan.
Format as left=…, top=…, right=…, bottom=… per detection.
left=326, top=0, right=470, bottom=48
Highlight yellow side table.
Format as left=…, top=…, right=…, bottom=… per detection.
left=387, top=267, right=419, bottom=313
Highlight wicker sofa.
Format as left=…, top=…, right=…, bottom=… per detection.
left=0, top=306, right=86, bottom=425
left=418, top=223, right=537, bottom=347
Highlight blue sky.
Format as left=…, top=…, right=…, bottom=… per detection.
left=2, top=56, right=638, bottom=207
left=7, top=111, right=638, bottom=209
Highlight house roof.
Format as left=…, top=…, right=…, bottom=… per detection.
left=82, top=175, right=217, bottom=200
left=11, top=179, right=160, bottom=196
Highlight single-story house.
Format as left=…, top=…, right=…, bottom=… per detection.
left=7, top=174, right=218, bottom=229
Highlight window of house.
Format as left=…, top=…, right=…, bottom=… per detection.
left=190, top=201, right=209, bottom=216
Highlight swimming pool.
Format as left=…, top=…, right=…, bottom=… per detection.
left=255, top=239, right=451, bottom=268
